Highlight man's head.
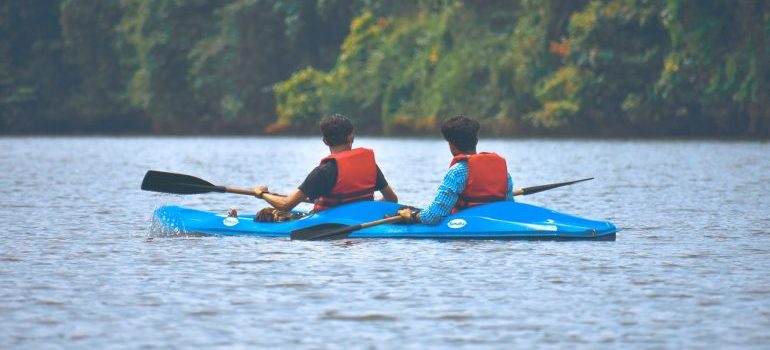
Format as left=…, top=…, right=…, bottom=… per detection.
left=320, top=114, right=354, bottom=147
left=440, top=115, right=479, bottom=154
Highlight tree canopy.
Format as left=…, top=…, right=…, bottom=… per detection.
left=1, top=0, right=768, bottom=136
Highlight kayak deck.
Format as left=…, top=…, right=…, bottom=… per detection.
left=152, top=201, right=617, bottom=240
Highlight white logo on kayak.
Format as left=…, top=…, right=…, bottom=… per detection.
left=223, top=217, right=239, bottom=227
left=447, top=219, right=467, bottom=229
left=522, top=223, right=557, bottom=231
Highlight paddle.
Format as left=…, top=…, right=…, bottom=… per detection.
left=290, top=216, right=404, bottom=240
left=140, top=170, right=298, bottom=199
left=512, top=177, right=593, bottom=196
left=291, top=177, right=594, bottom=241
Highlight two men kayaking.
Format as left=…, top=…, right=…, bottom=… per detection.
left=251, top=114, right=398, bottom=221
left=253, top=113, right=513, bottom=225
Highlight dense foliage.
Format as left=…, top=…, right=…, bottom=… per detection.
left=1, top=0, right=768, bottom=136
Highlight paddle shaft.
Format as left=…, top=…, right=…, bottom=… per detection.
left=224, top=186, right=272, bottom=196
left=213, top=186, right=311, bottom=203
left=356, top=215, right=404, bottom=230
left=162, top=182, right=297, bottom=199
left=513, top=177, right=593, bottom=196
left=291, top=215, right=403, bottom=240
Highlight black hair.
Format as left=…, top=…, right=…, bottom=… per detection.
left=319, top=114, right=354, bottom=146
left=440, top=115, right=479, bottom=152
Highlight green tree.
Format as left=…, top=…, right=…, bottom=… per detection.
left=1, top=0, right=767, bottom=136
left=0, top=0, right=75, bottom=132
left=60, top=0, right=143, bottom=131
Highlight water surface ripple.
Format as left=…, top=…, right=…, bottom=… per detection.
left=1, top=137, right=769, bottom=349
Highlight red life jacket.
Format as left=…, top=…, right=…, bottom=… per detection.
left=313, top=148, right=377, bottom=211
left=450, top=152, right=508, bottom=213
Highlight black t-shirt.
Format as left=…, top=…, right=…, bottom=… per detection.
left=298, top=160, right=388, bottom=200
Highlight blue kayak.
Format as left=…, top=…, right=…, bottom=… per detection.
left=152, top=201, right=618, bottom=240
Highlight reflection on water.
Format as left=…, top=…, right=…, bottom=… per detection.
left=1, top=137, right=769, bottom=348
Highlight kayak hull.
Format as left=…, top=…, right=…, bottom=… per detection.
left=152, top=201, right=618, bottom=240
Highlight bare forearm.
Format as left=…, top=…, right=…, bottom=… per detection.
left=379, top=185, right=398, bottom=203
left=261, top=189, right=306, bottom=212
left=262, top=193, right=292, bottom=211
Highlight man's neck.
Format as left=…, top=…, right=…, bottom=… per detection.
left=452, top=149, right=477, bottom=156
left=330, top=144, right=352, bottom=154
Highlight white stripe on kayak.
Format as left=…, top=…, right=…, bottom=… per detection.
left=475, top=217, right=558, bottom=231
left=519, top=223, right=558, bottom=231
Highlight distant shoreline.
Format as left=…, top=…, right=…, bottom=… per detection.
left=1, top=132, right=767, bottom=142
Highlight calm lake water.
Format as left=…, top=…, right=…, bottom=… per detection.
left=1, top=136, right=769, bottom=349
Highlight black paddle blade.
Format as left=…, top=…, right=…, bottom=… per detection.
left=290, top=223, right=353, bottom=241
left=521, top=177, right=593, bottom=196
left=141, top=170, right=225, bottom=195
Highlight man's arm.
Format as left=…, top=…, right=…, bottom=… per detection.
left=379, top=185, right=398, bottom=203
left=400, top=163, right=467, bottom=225
left=255, top=187, right=307, bottom=212
left=374, top=166, right=397, bottom=203
left=506, top=173, right=515, bottom=201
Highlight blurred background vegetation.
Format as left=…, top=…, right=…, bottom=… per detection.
left=1, top=0, right=768, bottom=136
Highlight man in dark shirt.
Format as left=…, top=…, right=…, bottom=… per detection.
left=253, top=114, right=398, bottom=215
left=297, top=160, right=391, bottom=202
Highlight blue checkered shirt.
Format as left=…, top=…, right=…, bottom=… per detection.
left=420, top=161, right=514, bottom=225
